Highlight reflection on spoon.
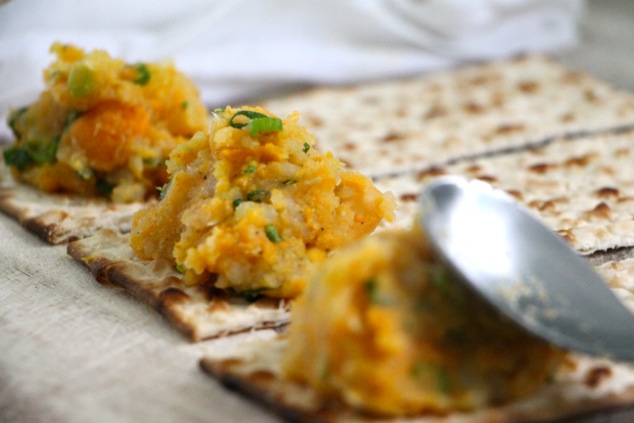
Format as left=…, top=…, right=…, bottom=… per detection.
left=419, top=176, right=634, bottom=361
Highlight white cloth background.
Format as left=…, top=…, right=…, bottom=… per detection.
left=0, top=0, right=584, bottom=140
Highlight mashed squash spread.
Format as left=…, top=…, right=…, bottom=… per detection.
left=3, top=43, right=210, bottom=202
left=130, top=106, right=395, bottom=298
left=283, top=225, right=564, bottom=416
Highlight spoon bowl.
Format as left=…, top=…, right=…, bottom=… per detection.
left=419, top=176, right=634, bottom=361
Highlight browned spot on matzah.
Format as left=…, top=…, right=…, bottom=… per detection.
left=417, top=167, right=447, bottom=180
left=557, top=229, right=577, bottom=245
left=596, top=187, right=620, bottom=199
left=159, top=287, right=190, bottom=305
left=565, top=153, right=596, bottom=167
left=584, top=366, right=612, bottom=388
left=584, top=89, right=601, bottom=103
left=305, top=115, right=324, bottom=128
left=586, top=202, right=612, bottom=219
left=517, top=80, right=539, bottom=93
left=207, top=298, right=231, bottom=313
left=615, top=148, right=630, bottom=157
left=562, top=71, right=584, bottom=84
left=505, top=190, right=523, bottom=201
left=423, top=105, right=447, bottom=119
left=248, top=370, right=277, bottom=382
left=381, top=132, right=404, bottom=143
left=466, top=164, right=482, bottom=173
left=342, top=142, right=356, bottom=152
left=463, top=102, right=485, bottom=114
left=494, top=123, right=525, bottom=135
left=559, top=113, right=576, bottom=123
left=400, top=193, right=417, bottom=202
left=528, top=163, right=554, bottom=174
left=253, top=297, right=284, bottom=309
left=476, top=175, right=498, bottom=183
left=491, top=91, right=506, bottom=108
left=528, top=199, right=557, bottom=212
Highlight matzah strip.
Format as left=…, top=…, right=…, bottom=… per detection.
left=375, top=129, right=634, bottom=255
left=67, top=229, right=290, bottom=341
left=0, top=161, right=147, bottom=244
left=198, top=259, right=634, bottom=423
left=263, top=55, right=634, bottom=177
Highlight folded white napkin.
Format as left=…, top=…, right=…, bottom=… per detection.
left=0, top=0, right=584, bottom=141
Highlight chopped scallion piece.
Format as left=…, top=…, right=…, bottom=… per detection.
left=158, top=179, right=172, bottom=200
left=242, top=163, right=257, bottom=174
left=228, top=110, right=270, bottom=128
left=64, top=110, right=82, bottom=130
left=176, top=263, right=184, bottom=274
left=264, top=224, right=282, bottom=243
left=303, top=143, right=310, bottom=153
left=242, top=288, right=267, bottom=303
left=3, top=147, right=32, bottom=170
left=246, top=117, right=283, bottom=137
left=232, top=198, right=243, bottom=208
left=228, top=110, right=283, bottom=137
left=133, top=63, right=151, bottom=85
left=3, top=137, right=61, bottom=170
left=96, top=178, right=114, bottom=196
left=8, top=106, right=28, bottom=137
left=68, top=62, right=94, bottom=97
left=364, top=278, right=381, bottom=304
left=281, top=179, right=297, bottom=186
left=246, top=189, right=269, bottom=203
left=437, top=367, right=451, bottom=395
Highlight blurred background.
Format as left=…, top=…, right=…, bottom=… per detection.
left=0, top=0, right=632, bottom=140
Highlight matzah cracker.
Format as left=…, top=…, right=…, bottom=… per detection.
left=0, top=160, right=147, bottom=244
left=67, top=229, right=290, bottom=341
left=199, top=258, right=634, bottom=422
left=263, top=55, right=634, bottom=177
left=375, top=129, right=634, bottom=255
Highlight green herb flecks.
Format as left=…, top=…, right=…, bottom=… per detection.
left=246, top=189, right=269, bottom=203
left=180, top=100, right=189, bottom=110
left=242, top=163, right=257, bottom=174
left=3, top=137, right=61, bottom=170
left=364, top=278, right=382, bottom=304
left=303, top=142, right=310, bottom=153
left=95, top=178, right=115, bottom=196
left=241, top=288, right=268, bottom=303
left=264, top=224, right=282, bottom=243
left=232, top=198, right=243, bottom=208
left=3, top=148, right=31, bottom=170
left=133, top=63, right=151, bottom=85
left=176, top=263, right=185, bottom=274
left=158, top=179, right=172, bottom=200
left=64, top=109, right=82, bottom=130
left=281, top=179, right=297, bottom=186
left=228, top=110, right=282, bottom=137
left=7, top=106, right=28, bottom=137
left=410, top=362, right=452, bottom=395
left=437, top=367, right=452, bottom=395
left=68, top=62, right=95, bottom=97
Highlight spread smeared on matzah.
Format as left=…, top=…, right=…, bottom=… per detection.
left=3, top=43, right=210, bottom=203
left=282, top=224, right=564, bottom=416
left=130, top=107, right=395, bottom=299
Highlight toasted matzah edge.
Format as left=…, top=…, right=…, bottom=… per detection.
left=66, top=229, right=291, bottom=342
left=200, top=344, right=634, bottom=423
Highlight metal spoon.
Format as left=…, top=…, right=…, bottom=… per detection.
left=419, top=176, right=634, bottom=361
